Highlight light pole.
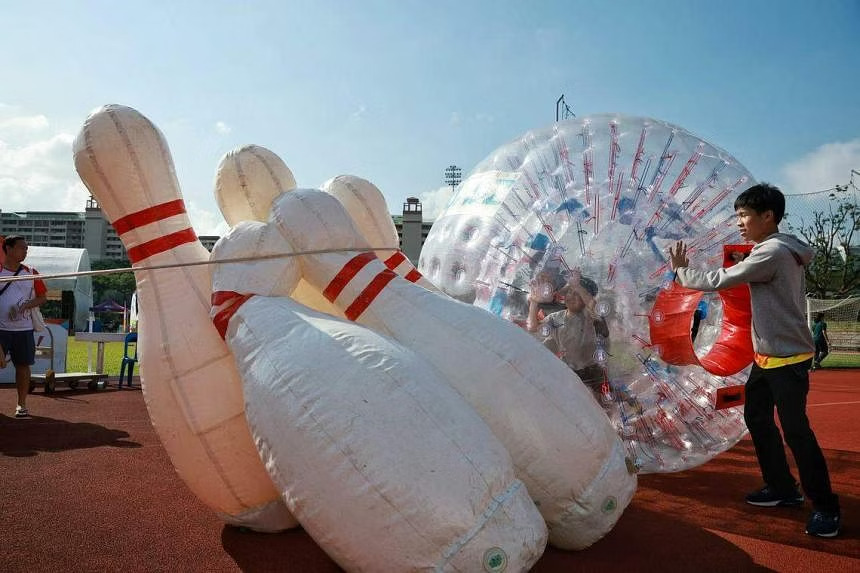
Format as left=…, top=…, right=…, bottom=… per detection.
left=556, top=94, right=575, bottom=122
left=444, top=165, right=462, bottom=194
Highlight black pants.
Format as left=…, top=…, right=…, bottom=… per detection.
left=574, top=363, right=606, bottom=401
left=744, top=359, right=839, bottom=513
left=814, top=338, right=829, bottom=366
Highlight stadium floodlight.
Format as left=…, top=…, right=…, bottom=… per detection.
left=444, top=165, right=462, bottom=192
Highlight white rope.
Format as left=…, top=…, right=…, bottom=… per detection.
left=0, top=246, right=399, bottom=283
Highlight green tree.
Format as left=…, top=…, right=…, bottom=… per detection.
left=787, top=190, right=859, bottom=297
left=91, top=259, right=136, bottom=305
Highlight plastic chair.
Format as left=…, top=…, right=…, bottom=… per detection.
left=118, top=332, right=138, bottom=388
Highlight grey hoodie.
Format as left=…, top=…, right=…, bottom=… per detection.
left=675, top=232, right=814, bottom=357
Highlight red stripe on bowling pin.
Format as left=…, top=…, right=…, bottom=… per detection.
left=127, top=228, right=199, bottom=264
left=404, top=268, right=422, bottom=282
left=343, top=269, right=397, bottom=321
left=113, top=199, right=187, bottom=234
left=322, top=252, right=376, bottom=301
left=111, top=200, right=199, bottom=263
left=211, top=290, right=254, bottom=339
left=383, top=251, right=425, bottom=284
left=323, top=253, right=397, bottom=321
left=383, top=251, right=406, bottom=269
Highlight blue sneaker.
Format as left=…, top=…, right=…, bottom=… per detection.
left=806, top=510, right=840, bottom=538
left=745, top=485, right=804, bottom=507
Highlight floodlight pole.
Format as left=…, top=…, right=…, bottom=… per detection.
left=444, top=164, right=462, bottom=193
left=556, top=94, right=575, bottom=122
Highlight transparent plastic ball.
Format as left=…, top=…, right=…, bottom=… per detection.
left=419, top=113, right=754, bottom=473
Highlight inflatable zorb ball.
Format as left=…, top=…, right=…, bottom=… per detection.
left=419, top=113, right=754, bottom=473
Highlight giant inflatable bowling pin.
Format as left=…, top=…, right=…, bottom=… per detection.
left=214, top=145, right=435, bottom=303
left=211, top=220, right=547, bottom=572
left=267, top=189, right=637, bottom=550
left=320, top=175, right=439, bottom=292
left=214, top=145, right=340, bottom=317
left=73, top=105, right=295, bottom=531
left=214, top=144, right=297, bottom=228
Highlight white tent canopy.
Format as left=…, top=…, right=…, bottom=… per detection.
left=26, top=246, right=93, bottom=330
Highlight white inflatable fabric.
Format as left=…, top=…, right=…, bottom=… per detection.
left=215, top=144, right=297, bottom=228
left=214, top=144, right=435, bottom=300
left=73, top=105, right=295, bottom=531
left=211, top=221, right=548, bottom=572
left=214, top=146, right=342, bottom=319
left=267, top=189, right=637, bottom=550
left=321, top=175, right=400, bottom=251
left=321, top=175, right=439, bottom=292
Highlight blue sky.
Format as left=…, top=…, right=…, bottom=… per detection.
left=1, top=0, right=858, bottom=234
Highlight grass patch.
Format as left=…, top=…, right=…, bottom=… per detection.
left=819, top=352, right=860, bottom=369
left=66, top=337, right=128, bottom=376
left=60, top=337, right=858, bottom=376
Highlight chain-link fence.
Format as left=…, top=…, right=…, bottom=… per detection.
left=784, top=183, right=859, bottom=241
left=782, top=178, right=860, bottom=298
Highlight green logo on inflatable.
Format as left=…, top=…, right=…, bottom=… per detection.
left=483, top=547, right=508, bottom=572
left=602, top=495, right=618, bottom=513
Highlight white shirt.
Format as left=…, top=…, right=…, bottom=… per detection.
left=0, top=264, right=44, bottom=331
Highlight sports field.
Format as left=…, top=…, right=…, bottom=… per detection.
left=60, top=335, right=860, bottom=375
left=1, top=363, right=857, bottom=571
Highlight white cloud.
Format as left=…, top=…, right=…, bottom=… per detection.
left=215, top=121, right=232, bottom=135
left=0, top=103, right=22, bottom=116
left=186, top=200, right=229, bottom=237
left=449, top=111, right=461, bottom=126
left=780, top=139, right=860, bottom=194
left=419, top=185, right=454, bottom=220
left=0, top=107, right=230, bottom=238
left=0, top=115, right=87, bottom=212
left=0, top=114, right=49, bottom=134
left=778, top=139, right=860, bottom=233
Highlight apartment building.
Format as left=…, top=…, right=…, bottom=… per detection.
left=1, top=196, right=433, bottom=263
left=0, top=196, right=126, bottom=261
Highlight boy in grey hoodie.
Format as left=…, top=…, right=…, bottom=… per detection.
left=668, top=183, right=840, bottom=538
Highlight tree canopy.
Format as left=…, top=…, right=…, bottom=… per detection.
left=787, top=193, right=859, bottom=298
left=90, top=258, right=136, bottom=305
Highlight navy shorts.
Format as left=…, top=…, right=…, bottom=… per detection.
left=0, top=330, right=35, bottom=366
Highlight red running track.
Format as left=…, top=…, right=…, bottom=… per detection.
left=0, top=369, right=857, bottom=572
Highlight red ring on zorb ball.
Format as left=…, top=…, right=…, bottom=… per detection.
left=648, top=244, right=753, bottom=376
